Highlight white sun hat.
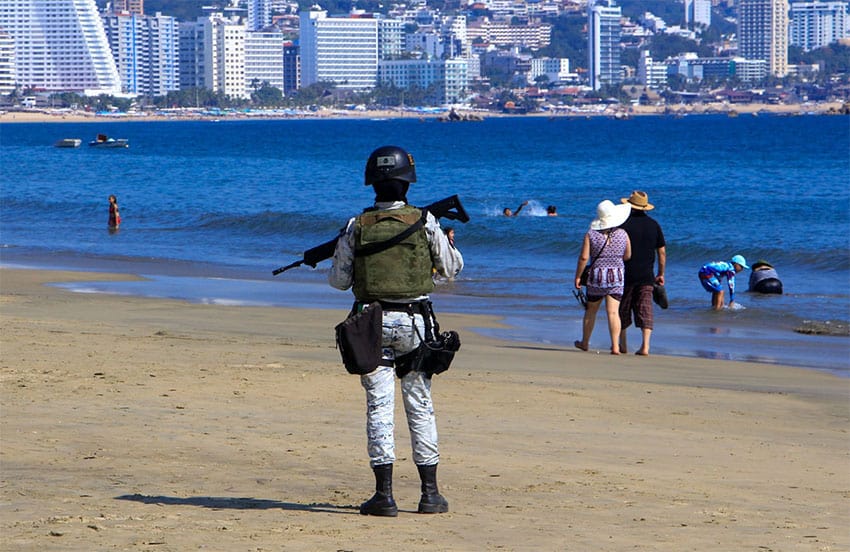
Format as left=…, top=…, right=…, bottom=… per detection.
left=590, top=200, right=632, bottom=231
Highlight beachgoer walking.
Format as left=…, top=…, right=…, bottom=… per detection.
left=329, top=145, right=464, bottom=517
left=574, top=200, right=632, bottom=355
left=698, top=255, right=749, bottom=310
left=618, top=191, right=666, bottom=356
left=108, top=194, right=121, bottom=230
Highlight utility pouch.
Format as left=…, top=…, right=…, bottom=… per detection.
left=335, top=302, right=382, bottom=375
left=395, top=330, right=461, bottom=379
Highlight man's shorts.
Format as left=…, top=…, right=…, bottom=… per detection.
left=619, top=285, right=654, bottom=330
left=699, top=272, right=723, bottom=293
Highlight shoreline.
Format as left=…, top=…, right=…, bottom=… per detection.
left=3, top=251, right=848, bottom=375
left=1, top=100, right=847, bottom=124
left=1, top=266, right=848, bottom=551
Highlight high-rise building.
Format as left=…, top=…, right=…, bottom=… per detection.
left=789, top=1, right=849, bottom=52
left=300, top=8, right=402, bottom=90
left=0, top=0, right=121, bottom=94
left=0, top=30, right=15, bottom=95
left=738, top=0, right=789, bottom=77
left=378, top=58, right=468, bottom=104
left=247, top=0, right=273, bottom=31
left=587, top=0, right=622, bottom=90
left=179, top=19, right=205, bottom=90
left=282, top=42, right=300, bottom=95
left=102, top=12, right=180, bottom=96
left=245, top=29, right=284, bottom=92
left=685, top=0, right=712, bottom=28
left=204, top=15, right=248, bottom=99
left=114, top=0, right=145, bottom=15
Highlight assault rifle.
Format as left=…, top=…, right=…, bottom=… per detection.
left=272, top=194, right=470, bottom=276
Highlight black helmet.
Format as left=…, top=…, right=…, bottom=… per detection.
left=364, top=145, right=417, bottom=186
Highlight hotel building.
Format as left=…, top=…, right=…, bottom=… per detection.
left=789, top=1, right=849, bottom=51
left=102, top=11, right=180, bottom=96
left=0, top=29, right=15, bottom=95
left=377, top=58, right=469, bottom=105
left=245, top=28, right=284, bottom=92
left=587, top=0, right=623, bottom=90
left=738, top=0, right=789, bottom=77
left=0, top=0, right=121, bottom=94
left=299, top=8, right=404, bottom=91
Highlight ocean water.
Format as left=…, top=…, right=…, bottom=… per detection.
left=1, top=115, right=848, bottom=374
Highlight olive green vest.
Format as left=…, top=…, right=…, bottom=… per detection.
left=353, top=206, right=435, bottom=302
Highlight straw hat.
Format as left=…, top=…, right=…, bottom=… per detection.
left=621, top=190, right=654, bottom=211
left=590, top=200, right=632, bottom=230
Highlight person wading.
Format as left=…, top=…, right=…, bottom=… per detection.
left=329, top=145, right=464, bottom=516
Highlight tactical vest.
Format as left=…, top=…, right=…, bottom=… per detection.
left=353, top=205, right=435, bottom=302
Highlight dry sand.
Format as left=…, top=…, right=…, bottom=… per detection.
left=1, top=100, right=846, bottom=125
left=1, top=268, right=848, bottom=551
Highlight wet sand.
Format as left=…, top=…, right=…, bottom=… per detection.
left=1, top=268, right=848, bottom=551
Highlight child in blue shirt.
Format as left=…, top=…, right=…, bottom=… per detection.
left=698, top=255, right=750, bottom=310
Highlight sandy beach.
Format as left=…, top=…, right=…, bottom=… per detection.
left=1, top=100, right=847, bottom=125
left=0, top=267, right=847, bottom=551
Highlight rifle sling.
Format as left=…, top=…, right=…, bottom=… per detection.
left=355, top=211, right=427, bottom=258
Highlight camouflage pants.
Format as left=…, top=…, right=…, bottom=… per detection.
left=360, top=310, right=439, bottom=467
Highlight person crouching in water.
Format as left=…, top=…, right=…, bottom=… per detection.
left=698, top=255, right=749, bottom=310
left=329, top=145, right=464, bottom=516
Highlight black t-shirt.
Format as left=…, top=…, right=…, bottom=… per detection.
left=620, top=210, right=665, bottom=286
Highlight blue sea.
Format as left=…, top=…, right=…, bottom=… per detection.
left=1, top=115, right=848, bottom=374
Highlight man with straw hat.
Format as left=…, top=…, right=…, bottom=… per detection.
left=618, top=191, right=666, bottom=356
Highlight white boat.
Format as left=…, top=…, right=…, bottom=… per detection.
left=54, top=138, right=81, bottom=148
left=89, top=134, right=129, bottom=148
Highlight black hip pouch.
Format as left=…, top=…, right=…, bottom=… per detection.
left=335, top=302, right=382, bottom=375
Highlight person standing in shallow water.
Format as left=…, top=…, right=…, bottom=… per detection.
left=108, top=195, right=121, bottom=231
left=329, top=145, right=464, bottom=517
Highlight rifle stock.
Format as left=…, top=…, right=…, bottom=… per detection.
left=272, top=194, right=469, bottom=276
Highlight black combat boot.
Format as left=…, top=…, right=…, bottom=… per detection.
left=417, top=463, right=449, bottom=514
left=359, top=464, right=398, bottom=517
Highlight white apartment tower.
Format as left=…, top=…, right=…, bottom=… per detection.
left=299, top=8, right=384, bottom=90
left=738, top=0, right=789, bottom=77
left=685, top=0, right=712, bottom=28
left=0, top=30, right=15, bottom=95
left=204, top=15, right=248, bottom=99
left=789, top=1, right=849, bottom=51
left=247, top=0, right=273, bottom=31
left=245, top=28, right=284, bottom=92
left=588, top=0, right=623, bottom=90
left=0, top=0, right=121, bottom=94
left=102, top=12, right=180, bottom=96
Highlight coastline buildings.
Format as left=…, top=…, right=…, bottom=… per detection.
left=102, top=11, right=180, bottom=96
left=378, top=58, right=469, bottom=104
left=789, top=1, right=850, bottom=51
left=587, top=0, right=623, bottom=90
left=0, top=0, right=121, bottom=95
left=299, top=8, right=404, bottom=91
left=0, top=30, right=14, bottom=95
left=684, top=0, right=712, bottom=28
left=738, top=0, right=789, bottom=77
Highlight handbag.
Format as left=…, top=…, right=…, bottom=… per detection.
left=653, top=283, right=669, bottom=309
left=335, top=302, right=383, bottom=375
left=579, top=231, right=612, bottom=287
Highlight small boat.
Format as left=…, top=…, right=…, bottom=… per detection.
left=89, top=134, right=129, bottom=148
left=54, top=138, right=81, bottom=148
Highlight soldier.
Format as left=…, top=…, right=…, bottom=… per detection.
left=329, top=145, right=464, bottom=517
